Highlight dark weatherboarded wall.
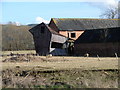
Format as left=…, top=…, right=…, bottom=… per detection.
left=75, top=43, right=120, bottom=57
left=29, top=23, right=52, bottom=55
left=29, top=22, right=68, bottom=56
left=74, top=27, right=120, bottom=57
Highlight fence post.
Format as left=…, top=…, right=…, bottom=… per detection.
left=115, top=53, right=118, bottom=60
left=97, top=55, right=100, bottom=61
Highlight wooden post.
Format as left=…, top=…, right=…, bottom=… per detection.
left=97, top=55, right=100, bottom=61
left=115, top=53, right=118, bottom=60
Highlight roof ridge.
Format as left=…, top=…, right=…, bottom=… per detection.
left=51, top=18, right=119, bottom=31
left=52, top=18, right=120, bottom=20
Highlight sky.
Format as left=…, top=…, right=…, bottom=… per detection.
left=1, top=0, right=119, bottom=25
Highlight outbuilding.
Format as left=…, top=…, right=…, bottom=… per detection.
left=74, top=27, right=120, bottom=57
left=29, top=22, right=68, bottom=56
left=29, top=18, right=120, bottom=56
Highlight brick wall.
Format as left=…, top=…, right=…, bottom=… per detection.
left=59, top=31, right=84, bottom=40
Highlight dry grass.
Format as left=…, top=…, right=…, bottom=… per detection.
left=2, top=56, right=118, bottom=71
left=2, top=68, right=118, bottom=88
left=2, top=50, right=36, bottom=55
left=1, top=54, right=119, bottom=88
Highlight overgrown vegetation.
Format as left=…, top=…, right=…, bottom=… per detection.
left=2, top=68, right=118, bottom=88
left=1, top=24, right=35, bottom=51
left=2, top=55, right=118, bottom=88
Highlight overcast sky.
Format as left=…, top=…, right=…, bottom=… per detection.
left=1, top=0, right=119, bottom=25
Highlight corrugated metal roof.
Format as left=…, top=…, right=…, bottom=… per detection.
left=52, top=18, right=120, bottom=31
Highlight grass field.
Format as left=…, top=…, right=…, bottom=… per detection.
left=1, top=51, right=119, bottom=88
left=2, top=56, right=118, bottom=70
left=2, top=50, right=36, bottom=55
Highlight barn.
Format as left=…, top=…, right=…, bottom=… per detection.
left=49, top=18, right=85, bottom=40
left=29, top=18, right=120, bottom=56
left=74, top=28, right=120, bottom=56
left=29, top=22, right=68, bottom=56
left=48, top=18, right=120, bottom=56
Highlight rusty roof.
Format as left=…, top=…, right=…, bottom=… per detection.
left=51, top=18, right=120, bottom=31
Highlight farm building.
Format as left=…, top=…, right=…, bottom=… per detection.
left=29, top=22, right=68, bottom=56
left=49, top=18, right=119, bottom=40
left=29, top=18, right=120, bottom=56
left=49, top=18, right=85, bottom=40
left=74, top=27, right=120, bottom=57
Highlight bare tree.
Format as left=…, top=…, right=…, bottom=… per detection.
left=100, top=6, right=118, bottom=19
left=118, top=2, right=120, bottom=19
